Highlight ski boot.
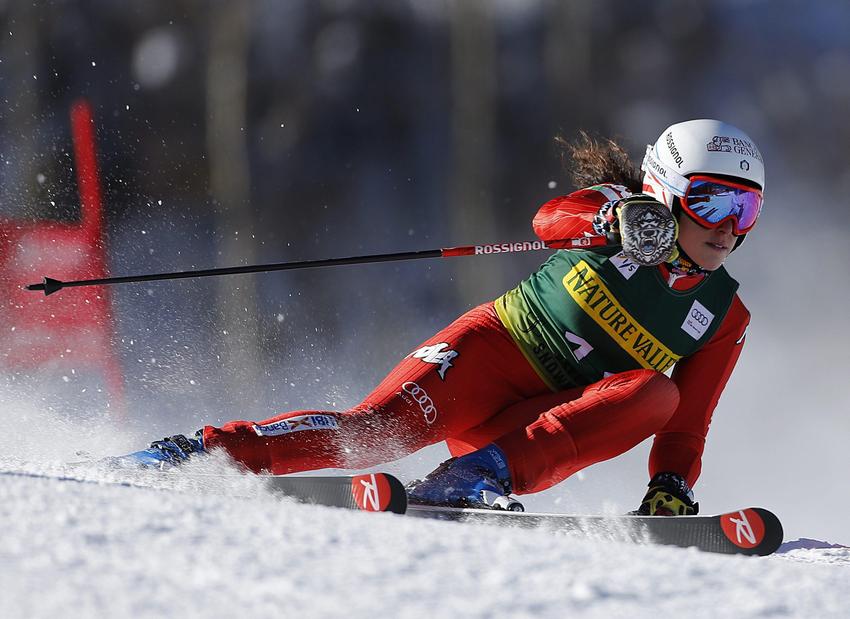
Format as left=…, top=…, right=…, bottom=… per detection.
left=635, top=472, right=699, bottom=516
left=112, top=432, right=206, bottom=469
left=406, top=444, right=524, bottom=511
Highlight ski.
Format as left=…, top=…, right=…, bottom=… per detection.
left=264, top=473, right=407, bottom=514
left=263, top=474, right=783, bottom=555
left=404, top=503, right=784, bottom=556
left=4, top=467, right=783, bottom=554
left=0, top=468, right=408, bottom=514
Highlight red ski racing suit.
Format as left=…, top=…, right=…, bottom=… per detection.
left=203, top=184, right=750, bottom=494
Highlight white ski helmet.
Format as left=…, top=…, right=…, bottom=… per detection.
left=641, top=119, right=765, bottom=210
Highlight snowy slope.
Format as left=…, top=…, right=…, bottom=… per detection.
left=1, top=456, right=848, bottom=619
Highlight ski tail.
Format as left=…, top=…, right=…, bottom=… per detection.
left=265, top=473, right=407, bottom=514
left=717, top=507, right=783, bottom=556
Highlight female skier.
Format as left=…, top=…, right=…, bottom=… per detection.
left=122, top=119, right=764, bottom=516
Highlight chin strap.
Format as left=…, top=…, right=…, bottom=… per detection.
left=666, top=246, right=709, bottom=278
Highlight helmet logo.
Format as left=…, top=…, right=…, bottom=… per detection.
left=644, top=156, right=668, bottom=179
left=666, top=132, right=684, bottom=168
left=707, top=136, right=732, bottom=153
left=706, top=135, right=763, bottom=162
left=740, top=160, right=750, bottom=171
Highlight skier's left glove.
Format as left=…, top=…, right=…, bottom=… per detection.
left=593, top=195, right=679, bottom=266
left=636, top=472, right=699, bottom=516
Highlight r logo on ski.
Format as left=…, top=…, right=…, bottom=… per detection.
left=358, top=474, right=382, bottom=511
left=719, top=508, right=767, bottom=550
left=730, top=510, right=756, bottom=545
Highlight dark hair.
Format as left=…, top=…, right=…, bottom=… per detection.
left=556, top=130, right=642, bottom=193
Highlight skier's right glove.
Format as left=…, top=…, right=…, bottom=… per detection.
left=594, top=195, right=679, bottom=267
left=636, top=472, right=699, bottom=516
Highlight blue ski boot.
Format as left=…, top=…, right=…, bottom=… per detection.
left=406, top=444, right=524, bottom=510
left=114, top=432, right=205, bottom=469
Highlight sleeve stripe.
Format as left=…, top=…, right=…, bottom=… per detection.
left=594, top=185, right=625, bottom=203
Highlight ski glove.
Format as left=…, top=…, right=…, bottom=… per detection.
left=594, top=195, right=679, bottom=267
left=637, top=472, right=699, bottom=516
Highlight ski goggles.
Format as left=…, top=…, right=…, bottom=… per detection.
left=679, top=175, right=763, bottom=235
left=641, top=146, right=763, bottom=235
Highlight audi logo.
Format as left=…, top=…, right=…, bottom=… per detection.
left=402, top=381, right=438, bottom=425
left=690, top=309, right=710, bottom=326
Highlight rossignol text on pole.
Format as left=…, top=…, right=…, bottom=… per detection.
left=25, top=236, right=606, bottom=296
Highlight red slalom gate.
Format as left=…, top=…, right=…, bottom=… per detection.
left=0, top=99, right=124, bottom=417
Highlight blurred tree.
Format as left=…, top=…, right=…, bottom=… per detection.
left=448, top=0, right=500, bottom=306
left=2, top=2, right=41, bottom=220
left=544, top=0, right=592, bottom=145
left=206, top=0, right=263, bottom=408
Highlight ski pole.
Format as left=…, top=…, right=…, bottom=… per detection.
left=25, top=236, right=607, bottom=296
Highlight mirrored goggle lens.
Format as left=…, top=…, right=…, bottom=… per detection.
left=685, top=179, right=762, bottom=231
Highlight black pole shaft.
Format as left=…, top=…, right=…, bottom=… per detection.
left=26, top=237, right=599, bottom=296
left=26, top=249, right=445, bottom=295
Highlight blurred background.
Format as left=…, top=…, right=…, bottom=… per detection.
left=0, top=0, right=848, bottom=541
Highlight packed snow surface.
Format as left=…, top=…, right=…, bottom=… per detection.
left=1, top=455, right=848, bottom=619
